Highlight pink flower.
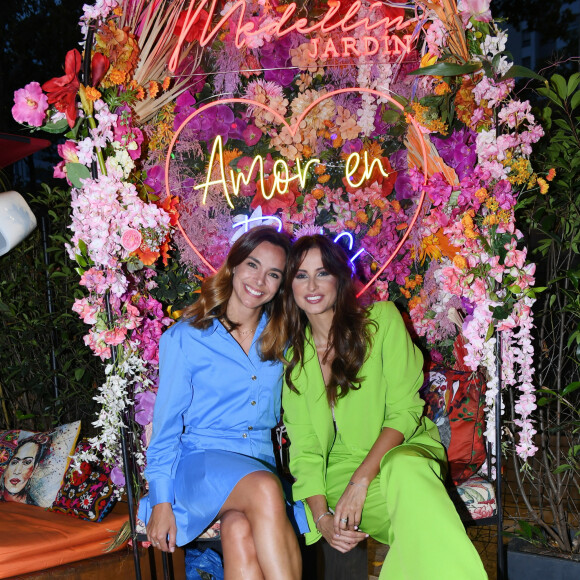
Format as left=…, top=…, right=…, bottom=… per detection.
left=121, top=228, right=142, bottom=252
left=54, top=140, right=80, bottom=181
left=103, top=327, right=127, bottom=345
left=12, top=82, right=49, bottom=127
left=243, top=124, right=263, bottom=146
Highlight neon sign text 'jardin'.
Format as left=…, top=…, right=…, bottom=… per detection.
left=169, top=0, right=417, bottom=72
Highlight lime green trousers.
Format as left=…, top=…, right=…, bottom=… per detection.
left=326, top=442, right=488, bottom=579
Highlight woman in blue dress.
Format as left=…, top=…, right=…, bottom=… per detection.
left=141, top=226, right=302, bottom=579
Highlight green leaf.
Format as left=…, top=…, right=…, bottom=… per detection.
left=567, top=72, right=580, bottom=97
left=502, top=65, right=545, bottom=81
left=41, top=118, right=70, bottom=134
left=562, top=381, right=580, bottom=396
left=66, top=163, right=91, bottom=188
left=553, top=464, right=573, bottom=474
left=74, top=368, right=85, bottom=381
left=407, top=62, right=481, bottom=77
left=551, top=74, right=568, bottom=100
left=570, top=90, right=580, bottom=112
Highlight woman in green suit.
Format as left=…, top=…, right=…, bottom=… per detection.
left=282, top=235, right=487, bottom=579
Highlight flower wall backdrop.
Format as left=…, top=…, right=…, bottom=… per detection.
left=13, top=0, right=548, bottom=488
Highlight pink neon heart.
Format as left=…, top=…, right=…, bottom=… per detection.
left=165, top=88, right=428, bottom=295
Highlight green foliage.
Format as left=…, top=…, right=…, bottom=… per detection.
left=0, top=184, right=104, bottom=431
left=151, top=253, right=201, bottom=312
left=510, top=72, right=580, bottom=554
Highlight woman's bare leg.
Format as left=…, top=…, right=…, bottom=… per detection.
left=219, top=471, right=302, bottom=580
left=220, top=510, right=264, bottom=580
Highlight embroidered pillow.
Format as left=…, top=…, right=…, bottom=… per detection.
left=49, top=439, right=117, bottom=522
left=0, top=430, right=22, bottom=479
left=0, top=421, right=81, bottom=507
left=421, top=366, right=487, bottom=485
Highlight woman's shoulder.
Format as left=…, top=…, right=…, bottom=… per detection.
left=161, top=317, right=215, bottom=344
left=367, top=300, right=400, bottom=322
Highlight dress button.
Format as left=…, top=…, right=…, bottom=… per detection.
left=242, top=433, right=248, bottom=438
left=251, top=375, right=257, bottom=380
left=251, top=401, right=256, bottom=406
left=248, top=426, right=253, bottom=431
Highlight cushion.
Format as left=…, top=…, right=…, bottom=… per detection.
left=48, top=439, right=118, bottom=522
left=421, top=366, right=487, bottom=485
left=0, top=430, right=21, bottom=479
left=0, top=421, right=81, bottom=507
left=0, top=500, right=128, bottom=579
left=453, top=474, right=497, bottom=521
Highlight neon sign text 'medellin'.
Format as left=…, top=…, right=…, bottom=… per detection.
left=194, top=135, right=393, bottom=208
left=169, top=0, right=416, bottom=71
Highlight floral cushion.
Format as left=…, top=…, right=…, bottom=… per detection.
left=453, top=474, right=497, bottom=521
left=0, top=422, right=81, bottom=507
left=421, top=366, right=487, bottom=485
left=48, top=440, right=117, bottom=522
left=135, top=514, right=221, bottom=542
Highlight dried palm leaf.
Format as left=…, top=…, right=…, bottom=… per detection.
left=422, top=0, right=470, bottom=63
left=405, top=123, right=459, bottom=185
left=117, top=0, right=204, bottom=123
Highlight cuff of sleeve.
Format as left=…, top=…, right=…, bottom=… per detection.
left=382, top=412, right=420, bottom=441
left=148, top=479, right=175, bottom=506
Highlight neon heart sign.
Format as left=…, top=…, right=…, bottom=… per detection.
left=165, top=88, right=428, bottom=296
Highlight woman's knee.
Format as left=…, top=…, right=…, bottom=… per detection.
left=221, top=510, right=253, bottom=544
left=244, top=471, right=287, bottom=515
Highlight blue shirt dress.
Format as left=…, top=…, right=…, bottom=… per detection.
left=138, top=313, right=291, bottom=546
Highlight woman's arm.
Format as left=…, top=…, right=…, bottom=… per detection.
left=144, top=324, right=194, bottom=551
left=333, top=302, right=424, bottom=534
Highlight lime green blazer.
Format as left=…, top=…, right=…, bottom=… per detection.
left=283, top=301, right=443, bottom=542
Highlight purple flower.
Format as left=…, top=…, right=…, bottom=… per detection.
left=390, top=150, right=416, bottom=200
left=431, top=127, right=477, bottom=180
left=461, top=297, right=475, bottom=316
left=261, top=37, right=296, bottom=87
left=134, top=391, right=156, bottom=426
left=110, top=466, right=126, bottom=486
left=144, top=165, right=165, bottom=195
left=12, top=82, right=48, bottom=126
left=342, top=139, right=363, bottom=154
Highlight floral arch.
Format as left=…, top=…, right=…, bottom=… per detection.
left=12, top=0, right=545, bottom=489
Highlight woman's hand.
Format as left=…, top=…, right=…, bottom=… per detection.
left=333, top=480, right=368, bottom=537
left=317, top=512, right=368, bottom=553
left=146, top=502, right=177, bottom=552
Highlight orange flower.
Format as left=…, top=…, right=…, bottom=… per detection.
left=355, top=210, right=368, bottom=224
left=148, top=81, right=159, bottom=98
left=396, top=222, right=408, bottom=231
left=135, top=85, right=145, bottom=100
left=367, top=218, right=382, bottom=237
left=318, top=174, right=330, bottom=184
left=537, top=177, right=549, bottom=194
left=465, top=227, right=479, bottom=239
left=135, top=244, right=160, bottom=266
left=85, top=86, right=101, bottom=101
left=408, top=295, right=422, bottom=311
left=400, top=287, right=411, bottom=299
left=311, top=188, right=325, bottom=200
left=157, top=195, right=180, bottom=227
left=474, top=187, right=488, bottom=202
left=546, top=168, right=556, bottom=181
left=453, top=255, right=467, bottom=270
left=162, top=76, right=171, bottom=91
left=345, top=219, right=357, bottom=229
left=391, top=200, right=401, bottom=213
left=314, top=164, right=327, bottom=175
left=434, top=81, right=450, bottom=95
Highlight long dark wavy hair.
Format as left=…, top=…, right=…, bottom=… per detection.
left=284, top=235, right=376, bottom=404
left=181, top=226, right=291, bottom=362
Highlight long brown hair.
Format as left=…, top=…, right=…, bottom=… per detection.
left=181, top=226, right=291, bottom=361
left=284, top=235, right=375, bottom=404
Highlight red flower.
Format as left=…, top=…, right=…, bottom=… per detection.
left=91, top=53, right=110, bottom=88
left=173, top=9, right=209, bottom=43
left=251, top=175, right=297, bottom=214
left=42, top=49, right=81, bottom=128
